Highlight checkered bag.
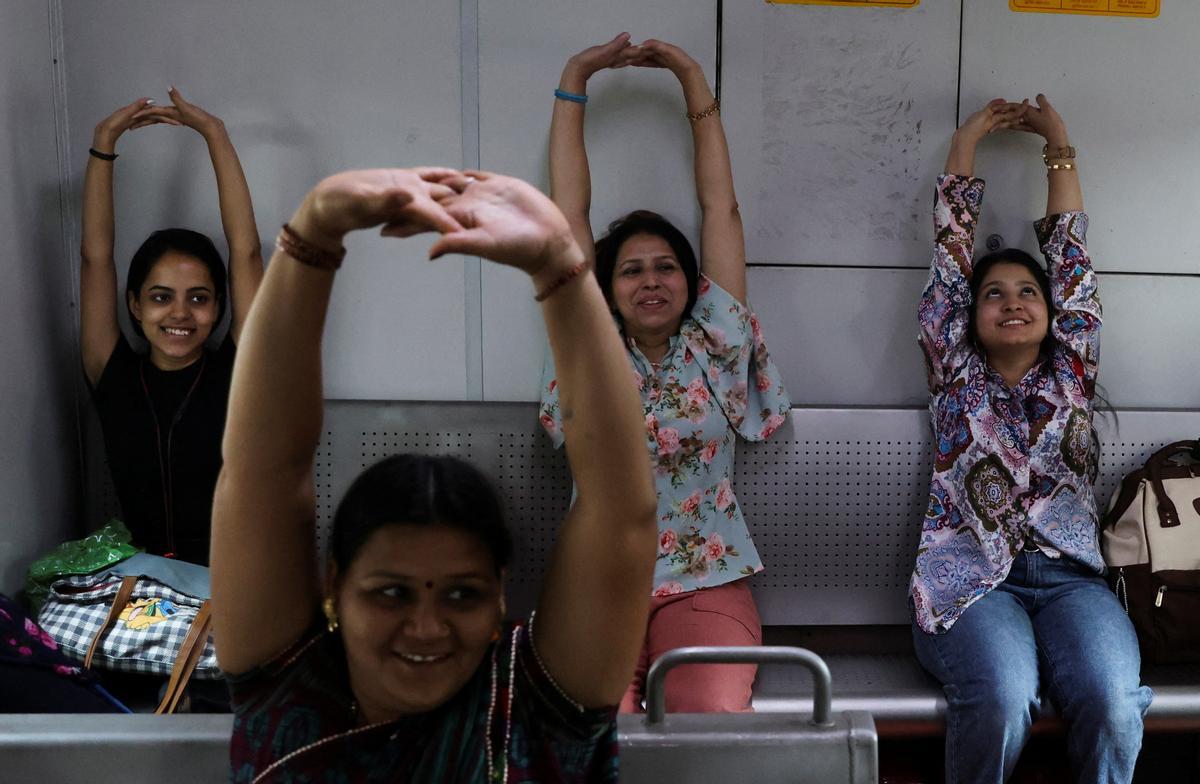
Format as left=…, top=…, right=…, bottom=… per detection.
left=37, top=571, right=220, bottom=681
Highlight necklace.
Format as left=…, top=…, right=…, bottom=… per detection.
left=485, top=626, right=519, bottom=784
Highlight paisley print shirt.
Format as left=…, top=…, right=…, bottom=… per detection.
left=910, top=174, right=1105, bottom=634
left=540, top=275, right=792, bottom=596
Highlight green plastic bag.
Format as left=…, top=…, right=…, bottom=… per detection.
left=24, top=519, right=142, bottom=614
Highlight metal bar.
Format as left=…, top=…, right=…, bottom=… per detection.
left=645, top=646, right=834, bottom=726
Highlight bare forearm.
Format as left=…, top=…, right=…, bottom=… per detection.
left=945, top=130, right=980, bottom=178
left=1044, top=132, right=1083, bottom=215
left=81, top=133, right=117, bottom=264
left=221, top=223, right=331, bottom=476
left=681, top=69, right=736, bottom=211
left=549, top=66, right=592, bottom=224
left=203, top=123, right=262, bottom=258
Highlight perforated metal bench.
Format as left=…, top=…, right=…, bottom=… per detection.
left=56, top=402, right=1200, bottom=782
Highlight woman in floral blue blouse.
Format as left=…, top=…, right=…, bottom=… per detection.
left=540, top=34, right=791, bottom=714
left=911, top=95, right=1151, bottom=783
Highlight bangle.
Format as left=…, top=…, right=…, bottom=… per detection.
left=1046, top=161, right=1076, bottom=172
left=686, top=98, right=720, bottom=122
left=554, top=89, right=588, bottom=104
left=534, top=260, right=589, bottom=302
left=276, top=223, right=346, bottom=271
left=89, top=147, right=118, bottom=161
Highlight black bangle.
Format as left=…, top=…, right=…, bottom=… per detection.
left=88, top=147, right=118, bottom=161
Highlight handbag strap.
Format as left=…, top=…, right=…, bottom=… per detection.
left=83, top=575, right=138, bottom=670
left=1146, top=440, right=1200, bottom=529
left=155, top=599, right=214, bottom=715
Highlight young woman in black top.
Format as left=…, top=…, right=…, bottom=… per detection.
left=80, top=89, right=262, bottom=564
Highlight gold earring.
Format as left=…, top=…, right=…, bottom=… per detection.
left=322, top=597, right=339, bottom=633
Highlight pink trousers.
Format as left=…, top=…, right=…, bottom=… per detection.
left=619, top=578, right=762, bottom=714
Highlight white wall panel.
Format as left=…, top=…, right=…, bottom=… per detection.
left=62, top=1, right=468, bottom=400
left=478, top=0, right=717, bottom=400
left=961, top=3, right=1200, bottom=274
left=749, top=268, right=929, bottom=407
left=723, top=0, right=960, bottom=267
left=749, top=267, right=1200, bottom=410
left=0, top=2, right=80, bottom=595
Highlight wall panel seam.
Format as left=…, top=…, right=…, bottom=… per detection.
left=47, top=0, right=87, bottom=514
left=461, top=0, right=484, bottom=400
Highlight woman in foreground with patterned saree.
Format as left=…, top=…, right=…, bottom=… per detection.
left=910, top=95, right=1151, bottom=784
left=211, top=167, right=656, bottom=782
left=540, top=35, right=791, bottom=714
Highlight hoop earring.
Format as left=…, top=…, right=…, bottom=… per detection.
left=322, top=597, right=339, bottom=633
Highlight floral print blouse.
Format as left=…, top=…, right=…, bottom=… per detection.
left=910, top=173, right=1105, bottom=634
left=540, top=274, right=792, bottom=596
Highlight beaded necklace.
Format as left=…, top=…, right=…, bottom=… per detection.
left=485, top=625, right=519, bottom=783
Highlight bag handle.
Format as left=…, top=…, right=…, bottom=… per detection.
left=643, top=646, right=834, bottom=726
left=83, top=575, right=138, bottom=670
left=155, top=599, right=214, bottom=715
left=1146, top=440, right=1200, bottom=529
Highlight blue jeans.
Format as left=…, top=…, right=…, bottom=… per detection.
left=912, top=551, right=1153, bottom=784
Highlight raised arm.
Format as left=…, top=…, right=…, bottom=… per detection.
left=550, top=34, right=641, bottom=262
left=136, top=88, right=264, bottom=342
left=1018, top=96, right=1098, bottom=385
left=920, top=101, right=1022, bottom=392
left=1016, top=94, right=1083, bottom=217
left=638, top=40, right=746, bottom=303
left=432, top=172, right=657, bottom=708
left=80, top=98, right=168, bottom=385
left=210, top=169, right=462, bottom=674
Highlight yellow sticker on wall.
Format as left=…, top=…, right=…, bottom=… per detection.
left=1010, top=0, right=1158, bottom=17
left=769, top=0, right=919, bottom=7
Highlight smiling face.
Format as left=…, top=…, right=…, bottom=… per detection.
left=973, top=261, right=1050, bottom=356
left=127, top=251, right=219, bottom=370
left=332, top=523, right=504, bottom=722
left=610, top=232, right=689, bottom=337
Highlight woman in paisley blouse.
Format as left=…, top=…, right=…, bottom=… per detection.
left=911, top=95, right=1151, bottom=783
left=211, top=168, right=657, bottom=782
left=541, top=34, right=791, bottom=714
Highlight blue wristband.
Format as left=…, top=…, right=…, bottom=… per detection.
left=554, top=88, right=588, bottom=104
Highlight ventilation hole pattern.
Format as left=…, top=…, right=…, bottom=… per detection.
left=314, top=432, right=335, bottom=557
left=1095, top=441, right=1172, bottom=513
left=493, top=431, right=571, bottom=585
left=357, top=431, right=474, bottom=465
left=736, top=440, right=932, bottom=590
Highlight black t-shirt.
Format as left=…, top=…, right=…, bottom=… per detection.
left=90, top=336, right=236, bottom=565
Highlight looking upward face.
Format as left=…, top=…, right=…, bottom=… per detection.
left=973, top=261, right=1050, bottom=356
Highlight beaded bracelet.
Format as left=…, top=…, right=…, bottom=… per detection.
left=276, top=223, right=346, bottom=271
left=687, top=98, right=720, bottom=122
left=554, top=88, right=588, bottom=104
left=534, top=260, right=589, bottom=302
